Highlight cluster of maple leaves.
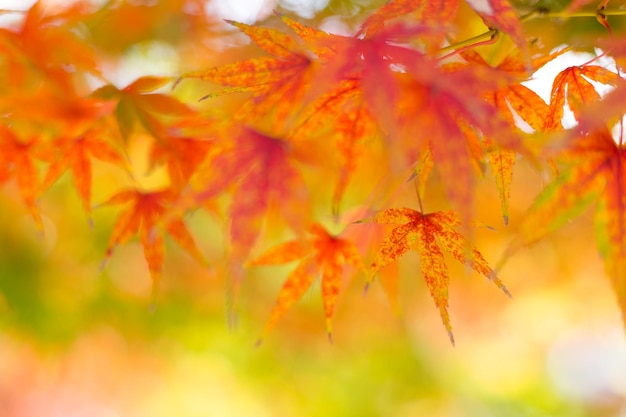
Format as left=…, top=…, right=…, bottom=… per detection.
left=1, top=0, right=626, bottom=344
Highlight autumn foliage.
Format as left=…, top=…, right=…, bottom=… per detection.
left=2, top=0, right=626, bottom=344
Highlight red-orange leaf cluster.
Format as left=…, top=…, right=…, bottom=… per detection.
left=2, top=0, right=626, bottom=344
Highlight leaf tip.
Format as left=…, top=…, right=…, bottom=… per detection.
left=172, top=76, right=183, bottom=91
left=501, top=283, right=513, bottom=299
left=448, top=330, right=455, bottom=347
left=198, top=93, right=212, bottom=102
left=98, top=256, right=110, bottom=273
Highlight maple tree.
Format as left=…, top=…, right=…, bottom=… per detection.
left=2, top=0, right=626, bottom=345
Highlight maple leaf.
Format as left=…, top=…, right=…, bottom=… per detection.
left=545, top=65, right=619, bottom=130
left=40, top=127, right=127, bottom=223
left=0, top=86, right=115, bottom=138
left=458, top=49, right=552, bottom=132
left=250, top=223, right=364, bottom=343
left=290, top=77, right=380, bottom=217
left=178, top=20, right=317, bottom=130
left=357, top=0, right=459, bottom=41
left=100, top=187, right=206, bottom=297
left=365, top=208, right=511, bottom=344
left=186, top=125, right=311, bottom=261
left=278, top=14, right=337, bottom=62
left=93, top=76, right=194, bottom=139
left=0, top=0, right=99, bottom=91
left=286, top=22, right=519, bottom=229
left=450, top=49, right=555, bottom=224
left=0, top=127, right=44, bottom=231
left=391, top=63, right=521, bottom=228
left=146, top=117, right=216, bottom=192
left=501, top=127, right=626, bottom=318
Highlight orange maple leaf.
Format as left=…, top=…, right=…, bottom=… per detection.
left=40, top=127, right=127, bottom=223
left=545, top=65, right=619, bottom=130
left=501, top=126, right=626, bottom=319
left=393, top=65, right=520, bottom=228
left=291, top=77, right=380, bottom=217
left=0, top=0, right=99, bottom=90
left=148, top=119, right=215, bottom=192
left=250, top=223, right=364, bottom=343
left=93, top=76, right=194, bottom=139
left=0, top=127, right=44, bottom=230
left=187, top=126, right=311, bottom=262
left=449, top=49, right=556, bottom=224
left=365, top=208, right=511, bottom=344
left=178, top=20, right=317, bottom=129
left=100, top=187, right=206, bottom=298
left=357, top=0, right=459, bottom=40
left=289, top=22, right=520, bottom=228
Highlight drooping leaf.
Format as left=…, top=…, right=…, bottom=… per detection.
left=93, top=76, right=194, bottom=139
left=100, top=187, right=206, bottom=297
left=452, top=49, right=554, bottom=224
left=501, top=126, right=626, bottom=318
left=393, top=65, right=521, bottom=228
left=187, top=126, right=311, bottom=262
left=178, top=21, right=317, bottom=130
left=250, top=223, right=364, bottom=342
left=291, top=77, right=380, bottom=217
left=279, top=14, right=337, bottom=62
left=40, top=127, right=127, bottom=222
left=545, top=65, right=619, bottom=130
left=366, top=208, right=511, bottom=344
left=148, top=119, right=215, bottom=192
left=0, top=0, right=99, bottom=90
left=0, top=127, right=44, bottom=230
left=485, top=138, right=516, bottom=225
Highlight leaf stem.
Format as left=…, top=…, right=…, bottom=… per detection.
left=439, top=29, right=498, bottom=56
left=414, top=178, right=424, bottom=213
left=439, top=7, right=626, bottom=57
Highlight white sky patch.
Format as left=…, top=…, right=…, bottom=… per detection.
left=610, top=116, right=626, bottom=145
left=319, top=15, right=352, bottom=36
left=278, top=0, right=330, bottom=19
left=44, top=0, right=108, bottom=7
left=102, top=41, right=179, bottom=90
left=0, top=0, right=108, bottom=29
left=207, top=0, right=273, bottom=24
left=560, top=85, right=578, bottom=129
left=0, top=0, right=36, bottom=9
left=464, top=0, right=493, bottom=16
left=505, top=99, right=534, bottom=134
left=546, top=327, right=626, bottom=402
left=0, top=0, right=35, bottom=29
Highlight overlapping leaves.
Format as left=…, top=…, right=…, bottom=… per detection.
left=3, top=0, right=626, bottom=345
